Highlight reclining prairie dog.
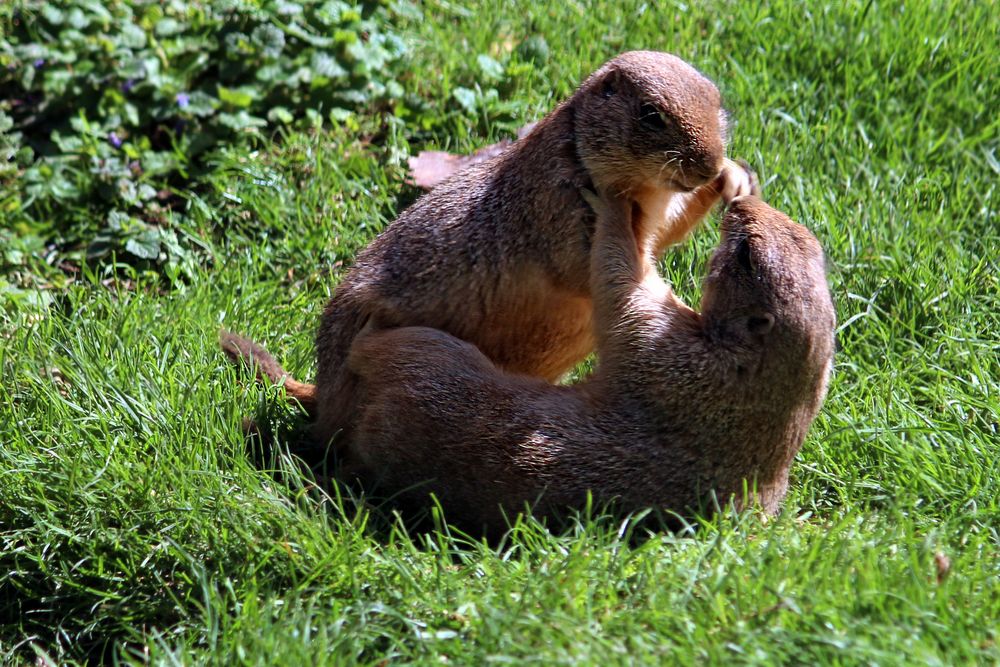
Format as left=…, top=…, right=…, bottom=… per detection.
left=344, top=194, right=836, bottom=535
left=222, top=50, right=756, bottom=446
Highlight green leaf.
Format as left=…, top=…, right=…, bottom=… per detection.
left=181, top=91, right=217, bottom=117
left=476, top=54, right=504, bottom=81
left=345, top=39, right=391, bottom=73
left=452, top=87, right=477, bottom=113
left=217, top=111, right=267, bottom=131
left=303, top=108, right=323, bottom=129
left=67, top=7, right=89, bottom=30
left=120, top=24, right=147, bottom=49
left=223, top=32, right=253, bottom=56
left=52, top=132, right=84, bottom=153
left=274, top=1, right=303, bottom=16
left=328, top=107, right=351, bottom=122
left=155, top=18, right=184, bottom=37
left=43, top=69, right=73, bottom=96
left=283, top=22, right=334, bottom=48
left=332, top=88, right=368, bottom=104
left=49, top=176, right=80, bottom=200
left=140, top=152, right=176, bottom=177
left=255, top=64, right=283, bottom=83
left=252, top=24, right=286, bottom=59
left=310, top=52, right=347, bottom=79
left=78, top=0, right=112, bottom=22
left=40, top=5, right=65, bottom=25
left=316, top=1, right=352, bottom=25
left=122, top=102, right=140, bottom=127
left=141, top=57, right=162, bottom=87
left=217, top=86, right=255, bottom=108
left=125, top=229, right=161, bottom=260
left=137, top=184, right=158, bottom=201
left=267, top=107, right=294, bottom=124
left=107, top=210, right=129, bottom=231
left=517, top=35, right=550, bottom=63
left=69, top=114, right=94, bottom=136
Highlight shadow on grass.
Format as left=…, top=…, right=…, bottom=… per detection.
left=238, top=399, right=709, bottom=554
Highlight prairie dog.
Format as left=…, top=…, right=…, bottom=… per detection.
left=344, top=194, right=836, bottom=536
left=222, top=51, right=756, bottom=446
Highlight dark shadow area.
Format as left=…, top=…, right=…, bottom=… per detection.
left=238, top=400, right=705, bottom=551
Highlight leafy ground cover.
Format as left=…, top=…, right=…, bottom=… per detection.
left=2, top=0, right=999, bottom=663
left=1, top=0, right=410, bottom=291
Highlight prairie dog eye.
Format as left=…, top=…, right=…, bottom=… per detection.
left=639, top=102, right=672, bottom=130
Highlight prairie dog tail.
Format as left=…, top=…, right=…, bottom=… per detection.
left=220, top=330, right=317, bottom=415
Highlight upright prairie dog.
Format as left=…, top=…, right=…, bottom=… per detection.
left=222, top=51, right=755, bottom=447
left=342, top=194, right=835, bottom=535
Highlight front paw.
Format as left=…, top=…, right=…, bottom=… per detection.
left=716, top=158, right=761, bottom=204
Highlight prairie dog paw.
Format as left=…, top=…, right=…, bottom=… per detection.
left=717, top=158, right=761, bottom=204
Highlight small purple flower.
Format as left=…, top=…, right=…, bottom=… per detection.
left=108, top=132, right=122, bottom=149
left=176, top=92, right=190, bottom=109
left=121, top=79, right=135, bottom=93
left=33, top=58, right=45, bottom=68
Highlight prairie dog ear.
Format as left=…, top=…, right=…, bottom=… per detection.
left=597, top=70, right=621, bottom=99
left=746, top=313, right=774, bottom=336
left=735, top=237, right=755, bottom=273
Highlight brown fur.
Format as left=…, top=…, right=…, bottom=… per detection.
left=222, top=51, right=756, bottom=446
left=343, top=194, right=836, bottom=536
left=220, top=331, right=317, bottom=411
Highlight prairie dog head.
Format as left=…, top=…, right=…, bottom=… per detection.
left=700, top=196, right=835, bottom=380
left=572, top=51, right=727, bottom=193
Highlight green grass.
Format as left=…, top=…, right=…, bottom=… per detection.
left=2, top=0, right=999, bottom=663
